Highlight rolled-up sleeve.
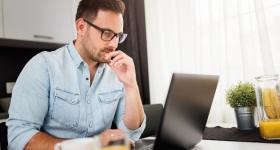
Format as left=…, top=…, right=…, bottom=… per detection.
left=114, top=94, right=146, bottom=141
left=117, top=115, right=146, bottom=141
left=6, top=53, right=49, bottom=150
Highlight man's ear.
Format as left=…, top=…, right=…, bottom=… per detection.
left=76, top=18, right=87, bottom=37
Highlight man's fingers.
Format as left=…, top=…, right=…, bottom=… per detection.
left=107, top=129, right=125, bottom=140
left=110, top=54, right=124, bottom=66
left=116, top=59, right=127, bottom=67
left=105, top=51, right=122, bottom=60
left=130, top=139, right=135, bottom=148
left=100, top=129, right=132, bottom=148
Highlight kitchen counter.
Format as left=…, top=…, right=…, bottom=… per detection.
left=0, top=119, right=6, bottom=123
left=0, top=113, right=8, bottom=120
left=0, top=97, right=10, bottom=120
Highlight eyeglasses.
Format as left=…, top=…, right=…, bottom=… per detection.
left=83, top=19, right=127, bottom=44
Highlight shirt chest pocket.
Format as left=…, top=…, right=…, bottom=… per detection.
left=98, top=90, right=123, bottom=125
left=51, top=89, right=80, bottom=128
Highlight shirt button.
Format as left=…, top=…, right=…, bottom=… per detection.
left=89, top=121, right=93, bottom=128
left=86, top=77, right=89, bottom=80
left=87, top=99, right=91, bottom=104
left=73, top=121, right=78, bottom=127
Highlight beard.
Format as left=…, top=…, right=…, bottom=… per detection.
left=90, top=47, right=115, bottom=63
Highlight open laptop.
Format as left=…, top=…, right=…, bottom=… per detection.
left=135, top=73, right=219, bottom=150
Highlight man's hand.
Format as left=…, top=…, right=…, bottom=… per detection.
left=105, top=51, right=137, bottom=88
left=99, top=129, right=135, bottom=147
left=105, top=50, right=145, bottom=130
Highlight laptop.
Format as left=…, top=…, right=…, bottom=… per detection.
left=135, top=73, right=219, bottom=150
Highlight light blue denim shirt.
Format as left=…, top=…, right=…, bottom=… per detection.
left=7, top=43, right=146, bottom=150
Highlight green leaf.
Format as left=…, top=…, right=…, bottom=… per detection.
left=226, top=82, right=256, bottom=107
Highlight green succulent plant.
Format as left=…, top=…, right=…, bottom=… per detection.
left=226, top=82, right=256, bottom=107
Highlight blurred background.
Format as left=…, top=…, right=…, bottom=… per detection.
left=0, top=0, right=280, bottom=128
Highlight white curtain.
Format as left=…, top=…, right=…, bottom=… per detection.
left=144, top=0, right=280, bottom=126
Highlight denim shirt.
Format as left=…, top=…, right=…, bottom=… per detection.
left=7, top=43, right=146, bottom=150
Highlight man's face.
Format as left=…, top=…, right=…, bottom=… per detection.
left=82, top=10, right=124, bottom=63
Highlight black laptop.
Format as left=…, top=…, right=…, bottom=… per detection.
left=135, top=73, right=219, bottom=150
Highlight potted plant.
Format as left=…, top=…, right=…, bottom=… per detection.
left=226, top=82, right=257, bottom=130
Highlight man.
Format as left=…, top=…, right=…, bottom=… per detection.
left=7, top=0, right=146, bottom=149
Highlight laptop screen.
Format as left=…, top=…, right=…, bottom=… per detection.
left=153, top=73, right=219, bottom=150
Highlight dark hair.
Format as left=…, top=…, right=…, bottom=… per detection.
left=75, top=0, right=125, bottom=21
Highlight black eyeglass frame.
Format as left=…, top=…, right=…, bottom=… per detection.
left=83, top=19, right=127, bottom=43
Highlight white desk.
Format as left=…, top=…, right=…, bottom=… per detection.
left=192, top=140, right=280, bottom=150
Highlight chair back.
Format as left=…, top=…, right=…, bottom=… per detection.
left=140, top=104, right=163, bottom=138
left=0, top=122, right=7, bottom=150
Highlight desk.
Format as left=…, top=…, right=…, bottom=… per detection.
left=192, top=140, right=280, bottom=150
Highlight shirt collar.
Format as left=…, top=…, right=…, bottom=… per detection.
left=67, top=41, right=83, bottom=68
left=98, top=63, right=106, bottom=70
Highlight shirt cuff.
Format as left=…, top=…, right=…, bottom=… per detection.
left=118, top=115, right=146, bottom=141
